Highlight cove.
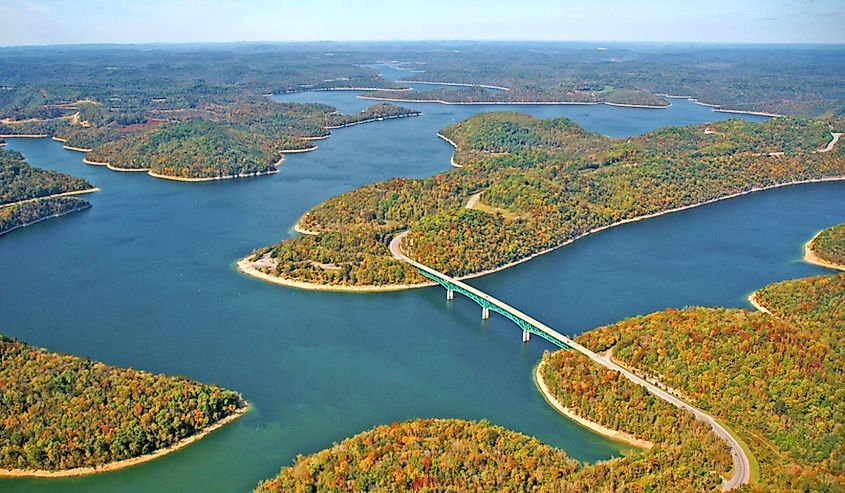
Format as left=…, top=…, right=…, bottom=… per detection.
left=1, top=91, right=841, bottom=493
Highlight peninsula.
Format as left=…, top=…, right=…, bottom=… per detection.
left=240, top=114, right=844, bottom=290
left=0, top=148, right=97, bottom=236
left=0, top=334, right=248, bottom=477
left=3, top=101, right=420, bottom=182
left=804, top=223, right=845, bottom=271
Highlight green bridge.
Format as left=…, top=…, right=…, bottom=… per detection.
left=389, top=231, right=751, bottom=490
left=389, top=232, right=575, bottom=349
left=414, top=268, right=571, bottom=348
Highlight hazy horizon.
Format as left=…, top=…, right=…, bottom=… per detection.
left=2, top=0, right=843, bottom=46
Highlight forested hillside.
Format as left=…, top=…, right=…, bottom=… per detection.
left=0, top=197, right=91, bottom=236
left=0, top=334, right=246, bottom=472
left=363, top=44, right=845, bottom=116
left=245, top=114, right=845, bottom=288
left=580, top=273, right=845, bottom=491
left=0, top=148, right=95, bottom=236
left=255, top=416, right=727, bottom=492
left=0, top=149, right=92, bottom=205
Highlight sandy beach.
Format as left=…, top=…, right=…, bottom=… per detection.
left=803, top=229, right=845, bottom=271
left=533, top=360, right=653, bottom=449
left=746, top=292, right=772, bottom=315
left=52, top=137, right=93, bottom=153
left=148, top=169, right=279, bottom=182
left=0, top=403, right=250, bottom=478
left=604, top=101, right=670, bottom=109
left=435, top=132, right=463, bottom=167
left=279, top=86, right=412, bottom=95
left=293, top=222, right=320, bottom=235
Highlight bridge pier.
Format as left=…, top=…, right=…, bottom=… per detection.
left=446, top=289, right=454, bottom=301
left=482, top=307, right=490, bottom=320
left=522, top=330, right=531, bottom=343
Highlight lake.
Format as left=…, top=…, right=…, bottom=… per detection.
left=1, top=89, right=841, bottom=492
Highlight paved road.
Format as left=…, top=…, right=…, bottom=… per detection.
left=390, top=231, right=751, bottom=491
left=817, top=132, right=843, bottom=153
left=465, top=191, right=482, bottom=209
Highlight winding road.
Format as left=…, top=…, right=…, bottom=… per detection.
left=390, top=231, right=751, bottom=491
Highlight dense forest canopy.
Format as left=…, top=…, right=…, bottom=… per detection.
left=580, top=273, right=845, bottom=491
left=0, top=196, right=91, bottom=236
left=0, top=148, right=94, bottom=236
left=254, top=416, right=727, bottom=492
left=0, top=334, right=246, bottom=471
left=246, top=113, right=845, bottom=287
left=0, top=149, right=92, bottom=206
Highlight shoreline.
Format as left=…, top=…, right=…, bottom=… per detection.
left=359, top=95, right=668, bottom=109
left=302, top=134, right=330, bottom=141
left=803, top=229, right=845, bottom=271
left=435, top=132, right=462, bottom=167
left=51, top=136, right=93, bottom=153
left=655, top=95, right=783, bottom=118
left=395, top=79, right=511, bottom=91
left=0, top=134, right=48, bottom=138
left=281, top=144, right=320, bottom=151
left=235, top=257, right=436, bottom=292
left=242, top=175, right=845, bottom=292
left=85, top=154, right=289, bottom=182
left=0, top=187, right=100, bottom=209
left=293, top=222, right=319, bottom=235
left=0, top=402, right=250, bottom=478
left=277, top=86, right=412, bottom=95
left=746, top=292, right=772, bottom=315
left=533, top=360, right=653, bottom=449
left=0, top=202, right=92, bottom=237
left=604, top=101, right=670, bottom=109
left=324, top=112, right=422, bottom=130
left=413, top=176, right=845, bottom=286
left=358, top=95, right=600, bottom=106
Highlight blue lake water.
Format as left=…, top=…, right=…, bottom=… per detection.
left=1, top=89, right=841, bottom=493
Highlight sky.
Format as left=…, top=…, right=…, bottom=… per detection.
left=1, top=0, right=843, bottom=46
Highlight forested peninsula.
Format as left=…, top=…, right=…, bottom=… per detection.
left=0, top=334, right=247, bottom=476
left=3, top=101, right=419, bottom=181
left=256, top=274, right=843, bottom=491
left=0, top=148, right=96, bottom=236
left=241, top=114, right=845, bottom=290
left=805, top=224, right=845, bottom=270
left=564, top=273, right=845, bottom=491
